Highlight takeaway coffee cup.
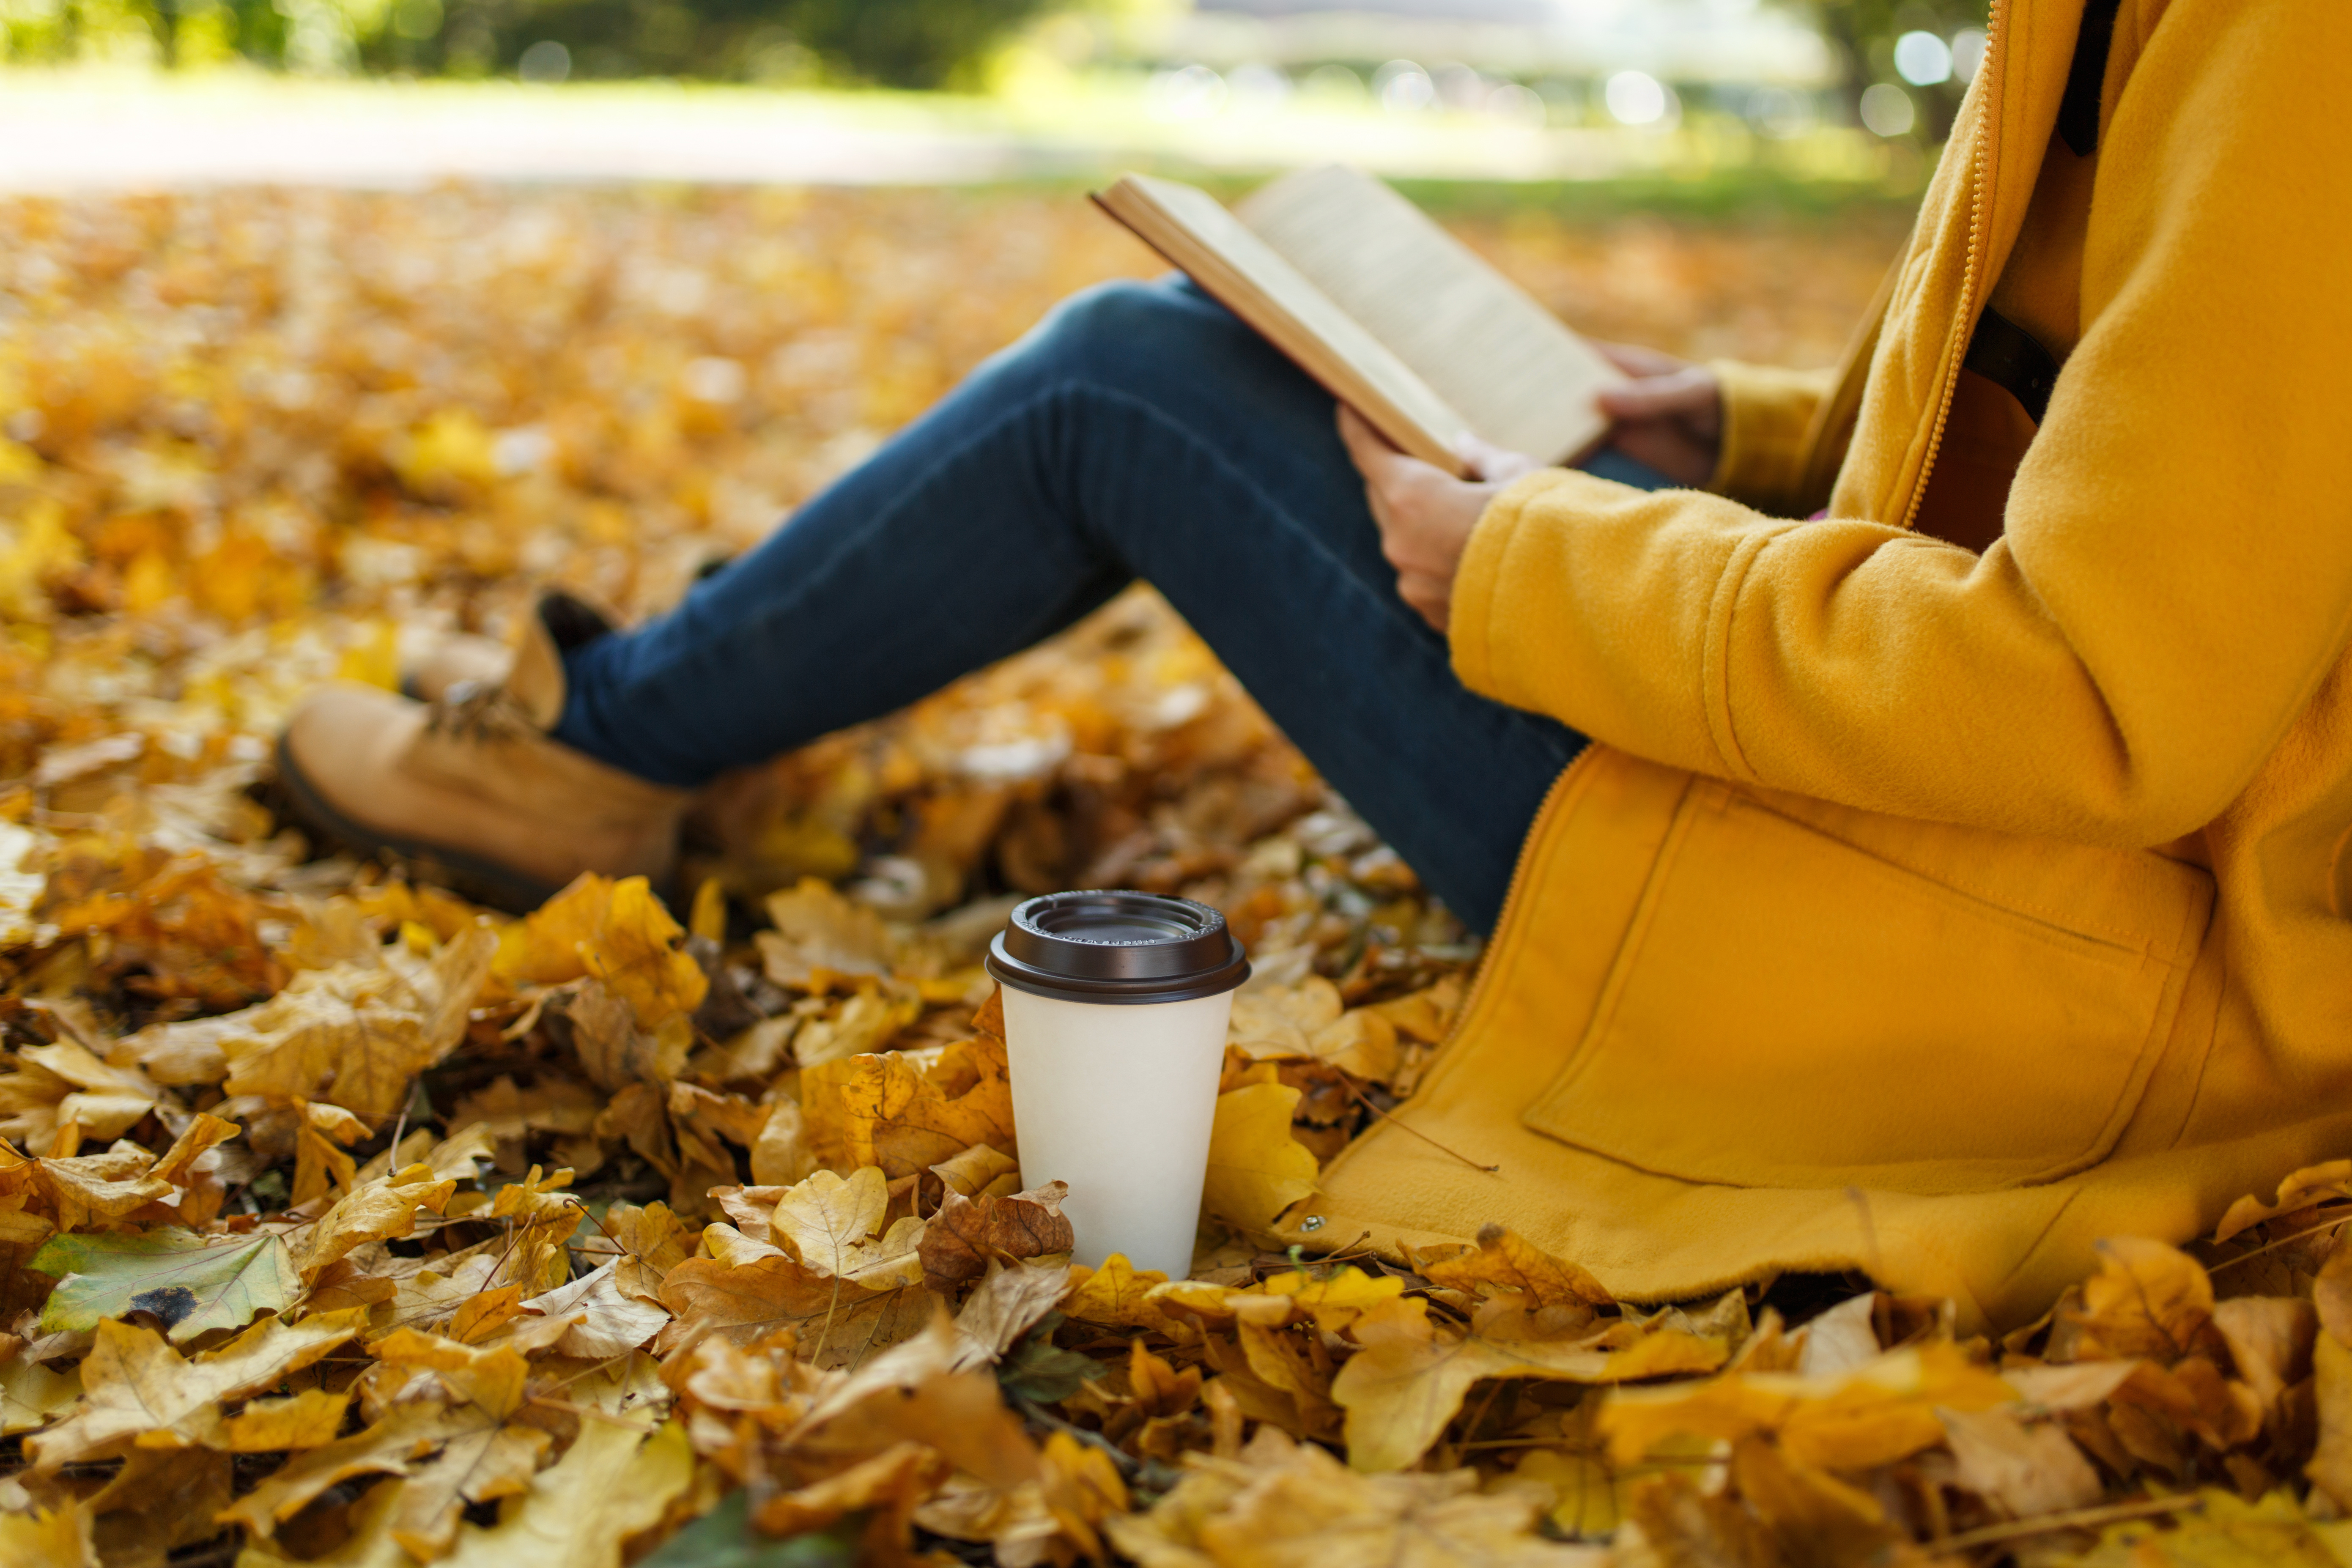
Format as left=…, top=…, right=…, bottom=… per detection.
left=985, top=890, right=1251, bottom=1281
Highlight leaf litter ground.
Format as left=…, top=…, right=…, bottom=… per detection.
left=5, top=185, right=2341, bottom=1567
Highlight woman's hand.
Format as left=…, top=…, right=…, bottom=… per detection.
left=1338, top=406, right=1527, bottom=635
left=1594, top=343, right=1722, bottom=487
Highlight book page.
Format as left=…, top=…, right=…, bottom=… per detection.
left=1238, top=165, right=1623, bottom=463
left=1093, top=175, right=1475, bottom=475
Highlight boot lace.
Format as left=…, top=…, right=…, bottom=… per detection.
left=423, top=679, right=538, bottom=743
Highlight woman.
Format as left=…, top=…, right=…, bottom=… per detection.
left=281, top=0, right=2352, bottom=1329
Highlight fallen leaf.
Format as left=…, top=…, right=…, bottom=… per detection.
left=0, top=1501, right=96, bottom=1567
left=219, top=1401, right=492, bottom=1538
left=655, top=1251, right=930, bottom=1369
left=203, top=931, right=495, bottom=1117
left=1107, top=1425, right=1601, bottom=1567
left=802, top=1033, right=1017, bottom=1179
left=580, top=875, right=709, bottom=1028
left=951, top=1260, right=1073, bottom=1366
left=389, top=1420, right=554, bottom=1560
left=30, top=1227, right=298, bottom=1343
left=1420, top=1225, right=1610, bottom=1310
left=919, top=1181, right=1074, bottom=1294
left=755, top=1437, right=948, bottom=1542
left=2212, top=1295, right=2316, bottom=1421
left=759, top=877, right=895, bottom=986
left=1201, top=1082, right=1318, bottom=1231
left=27, top=1308, right=365, bottom=1469
left=1938, top=1404, right=2104, bottom=1518
left=1598, top=1341, right=2017, bottom=1475
left=1334, top=1294, right=1729, bottom=1473
left=2215, top=1160, right=2352, bottom=1245
left=2051, top=1237, right=2218, bottom=1365
left=0, top=1349, right=82, bottom=1436
left=1062, top=1253, right=1175, bottom=1331
left=522, top=1261, right=671, bottom=1359
left=435, top=1416, right=694, bottom=1568
left=214, top=1386, right=352, bottom=1451
left=296, top=1162, right=459, bottom=1283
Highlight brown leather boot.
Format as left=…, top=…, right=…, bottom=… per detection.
left=399, top=595, right=616, bottom=703
left=277, top=592, right=688, bottom=912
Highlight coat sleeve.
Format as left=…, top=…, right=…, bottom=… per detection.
left=1706, top=361, right=1835, bottom=515
left=1450, top=0, right=2352, bottom=847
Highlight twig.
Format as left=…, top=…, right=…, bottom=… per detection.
left=1014, top=1393, right=1139, bottom=1479
left=1339, top=1079, right=1497, bottom=1174
left=526, top=1394, right=657, bottom=1431
left=2208, top=1208, right=2352, bottom=1272
left=1938, top=1494, right=2204, bottom=1551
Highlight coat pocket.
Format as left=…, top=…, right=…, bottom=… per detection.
left=1519, top=778, right=2212, bottom=1195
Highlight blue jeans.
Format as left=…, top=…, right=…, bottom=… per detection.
left=555, top=277, right=1669, bottom=932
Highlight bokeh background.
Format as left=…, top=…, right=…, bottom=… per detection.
left=0, top=0, right=1974, bottom=932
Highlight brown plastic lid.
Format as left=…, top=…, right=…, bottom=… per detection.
left=985, top=890, right=1250, bottom=1004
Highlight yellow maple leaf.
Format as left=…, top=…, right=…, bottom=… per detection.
left=214, top=928, right=496, bottom=1118
left=1333, top=1294, right=1730, bottom=1473
left=1420, top=1225, right=1612, bottom=1309
left=1598, top=1340, right=2018, bottom=1473
left=1062, top=1253, right=1174, bottom=1330
left=1201, top=1081, right=1318, bottom=1231
left=580, top=874, right=708, bottom=1027
left=26, top=1308, right=367, bottom=1471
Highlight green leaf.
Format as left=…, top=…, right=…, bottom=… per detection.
left=998, top=1331, right=1096, bottom=1406
left=635, top=1491, right=860, bottom=1568
left=30, top=1227, right=298, bottom=1343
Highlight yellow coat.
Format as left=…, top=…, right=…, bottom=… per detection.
left=1286, top=0, right=2352, bottom=1330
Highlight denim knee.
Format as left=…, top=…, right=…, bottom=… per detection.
left=1015, top=277, right=1238, bottom=389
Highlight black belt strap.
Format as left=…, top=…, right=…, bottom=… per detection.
left=1963, top=306, right=2061, bottom=425
left=2057, top=0, right=2121, bottom=156
left=1959, top=0, right=2119, bottom=423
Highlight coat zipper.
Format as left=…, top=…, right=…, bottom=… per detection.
left=1412, top=2, right=2011, bottom=1102
left=1899, top=0, right=2009, bottom=532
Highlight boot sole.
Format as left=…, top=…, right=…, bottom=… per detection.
left=272, top=732, right=563, bottom=915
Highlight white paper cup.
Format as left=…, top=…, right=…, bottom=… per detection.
left=987, top=891, right=1250, bottom=1281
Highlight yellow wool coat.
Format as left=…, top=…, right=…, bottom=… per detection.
left=1283, top=0, right=2352, bottom=1330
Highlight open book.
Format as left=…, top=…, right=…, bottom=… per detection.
left=1092, top=165, right=1623, bottom=478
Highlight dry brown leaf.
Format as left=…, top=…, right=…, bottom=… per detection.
left=803, top=1032, right=1017, bottom=1179
left=0, top=1502, right=97, bottom=1568
left=919, top=1181, right=1074, bottom=1295
left=1420, top=1224, right=1611, bottom=1310
left=1062, top=1253, right=1178, bottom=1332
left=213, top=930, right=495, bottom=1118
left=1334, top=1294, right=1730, bottom=1473
left=578, top=875, right=709, bottom=1028
left=952, top=1260, right=1074, bottom=1366
left=2213, top=1294, right=2317, bottom=1421
left=1108, top=1426, right=1601, bottom=1567
left=521, top=1262, right=671, bottom=1359
left=2308, top=1329, right=2352, bottom=1509
left=1598, top=1341, right=2017, bottom=1475
left=655, top=1250, right=931, bottom=1369
left=2051, top=1236, right=2218, bottom=1365
left=755, top=1438, right=949, bottom=1543
left=759, top=877, right=895, bottom=986
left=296, top=1162, right=458, bottom=1283
left=1938, top=1404, right=2104, bottom=1518
left=214, top=1387, right=351, bottom=1451
left=388, top=1420, right=553, bottom=1560
left=930, top=1142, right=1021, bottom=1200
left=2215, top=1159, right=2352, bottom=1245
left=219, top=1401, right=492, bottom=1538
left=433, top=1416, right=693, bottom=1568
left=27, top=1308, right=365, bottom=1471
